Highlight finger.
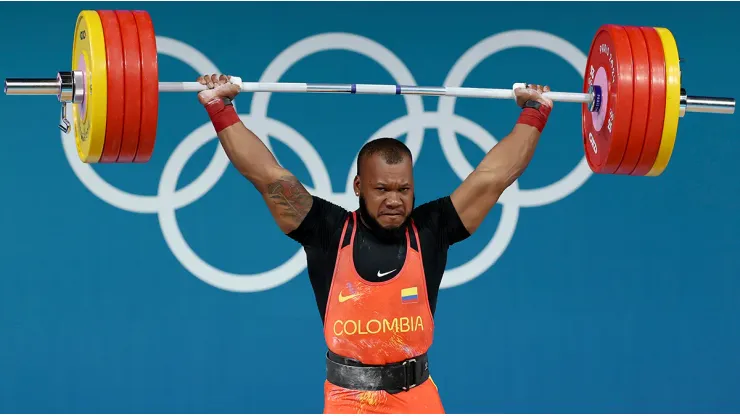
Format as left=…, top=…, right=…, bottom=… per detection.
left=219, top=74, right=229, bottom=85
left=211, top=74, right=219, bottom=85
left=543, top=85, right=551, bottom=93
left=196, top=75, right=206, bottom=85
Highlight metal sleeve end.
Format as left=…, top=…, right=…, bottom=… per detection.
left=683, top=95, right=736, bottom=115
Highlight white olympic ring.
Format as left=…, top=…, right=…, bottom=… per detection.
left=60, top=30, right=591, bottom=292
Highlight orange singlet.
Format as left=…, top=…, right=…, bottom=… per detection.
left=323, top=212, right=445, bottom=414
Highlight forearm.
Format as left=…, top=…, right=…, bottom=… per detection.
left=472, top=101, right=551, bottom=189
left=217, top=121, right=285, bottom=192
left=205, top=99, right=284, bottom=191
left=475, top=123, right=541, bottom=189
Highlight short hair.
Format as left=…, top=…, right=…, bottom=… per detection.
left=356, top=137, right=413, bottom=175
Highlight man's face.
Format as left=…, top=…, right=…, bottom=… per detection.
left=354, top=154, right=415, bottom=230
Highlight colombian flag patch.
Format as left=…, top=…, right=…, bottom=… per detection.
left=401, top=287, right=418, bottom=303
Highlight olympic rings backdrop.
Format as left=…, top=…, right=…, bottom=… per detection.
left=1, top=1, right=739, bottom=413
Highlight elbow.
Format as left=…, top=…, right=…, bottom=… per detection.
left=475, top=166, right=523, bottom=194
left=241, top=163, right=287, bottom=192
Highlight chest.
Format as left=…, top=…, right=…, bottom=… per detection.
left=352, top=233, right=408, bottom=282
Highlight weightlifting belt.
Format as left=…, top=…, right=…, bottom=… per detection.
left=325, top=351, right=430, bottom=394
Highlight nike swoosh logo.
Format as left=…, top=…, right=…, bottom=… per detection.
left=377, top=269, right=397, bottom=278
left=338, top=292, right=359, bottom=303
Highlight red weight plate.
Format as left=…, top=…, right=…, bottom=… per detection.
left=132, top=10, right=158, bottom=163
left=615, top=26, right=651, bottom=175
left=114, top=10, right=141, bottom=163
left=97, top=10, right=125, bottom=163
left=582, top=25, right=634, bottom=174
left=631, top=27, right=666, bottom=176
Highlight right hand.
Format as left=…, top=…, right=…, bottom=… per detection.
left=197, top=74, right=241, bottom=105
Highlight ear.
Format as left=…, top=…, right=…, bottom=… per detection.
left=353, top=175, right=360, bottom=196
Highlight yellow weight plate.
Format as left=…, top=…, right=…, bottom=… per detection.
left=647, top=27, right=680, bottom=176
left=71, top=10, right=107, bottom=163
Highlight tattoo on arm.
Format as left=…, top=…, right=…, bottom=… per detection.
left=266, top=175, right=313, bottom=228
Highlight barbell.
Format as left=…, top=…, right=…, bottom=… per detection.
left=3, top=10, right=736, bottom=176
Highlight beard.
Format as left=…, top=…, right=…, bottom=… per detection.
left=358, top=195, right=414, bottom=243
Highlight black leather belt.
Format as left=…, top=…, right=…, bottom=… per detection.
left=325, top=351, right=430, bottom=394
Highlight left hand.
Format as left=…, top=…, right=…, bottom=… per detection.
left=514, top=83, right=553, bottom=109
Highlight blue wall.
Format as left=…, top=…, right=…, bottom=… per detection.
left=1, top=1, right=739, bottom=413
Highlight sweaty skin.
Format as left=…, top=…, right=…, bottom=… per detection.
left=197, top=74, right=553, bottom=413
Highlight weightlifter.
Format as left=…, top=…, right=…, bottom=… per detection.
left=196, top=73, right=553, bottom=414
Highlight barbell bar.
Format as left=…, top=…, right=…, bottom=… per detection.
left=2, top=10, right=736, bottom=176
left=6, top=77, right=734, bottom=114
left=6, top=77, right=596, bottom=103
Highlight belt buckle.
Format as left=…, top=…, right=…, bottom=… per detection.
left=401, top=358, right=417, bottom=391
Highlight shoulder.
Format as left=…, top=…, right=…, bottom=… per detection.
left=310, top=195, right=351, bottom=220
left=287, top=195, right=350, bottom=248
left=411, top=196, right=470, bottom=246
left=411, top=196, right=457, bottom=226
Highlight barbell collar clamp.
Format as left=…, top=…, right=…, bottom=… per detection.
left=58, top=102, right=70, bottom=134
left=5, top=71, right=84, bottom=104
left=588, top=85, right=602, bottom=113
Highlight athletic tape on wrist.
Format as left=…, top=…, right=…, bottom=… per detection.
left=516, top=104, right=551, bottom=133
left=205, top=98, right=240, bottom=133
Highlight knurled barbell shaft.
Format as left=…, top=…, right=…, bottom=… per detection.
left=159, top=81, right=594, bottom=103
left=4, top=76, right=736, bottom=115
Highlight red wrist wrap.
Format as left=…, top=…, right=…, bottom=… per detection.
left=205, top=99, right=240, bottom=133
left=517, top=104, right=551, bottom=133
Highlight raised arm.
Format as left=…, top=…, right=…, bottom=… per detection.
left=450, top=84, right=553, bottom=235
left=197, top=74, right=312, bottom=234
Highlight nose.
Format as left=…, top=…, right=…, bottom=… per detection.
left=385, top=194, right=402, bottom=208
